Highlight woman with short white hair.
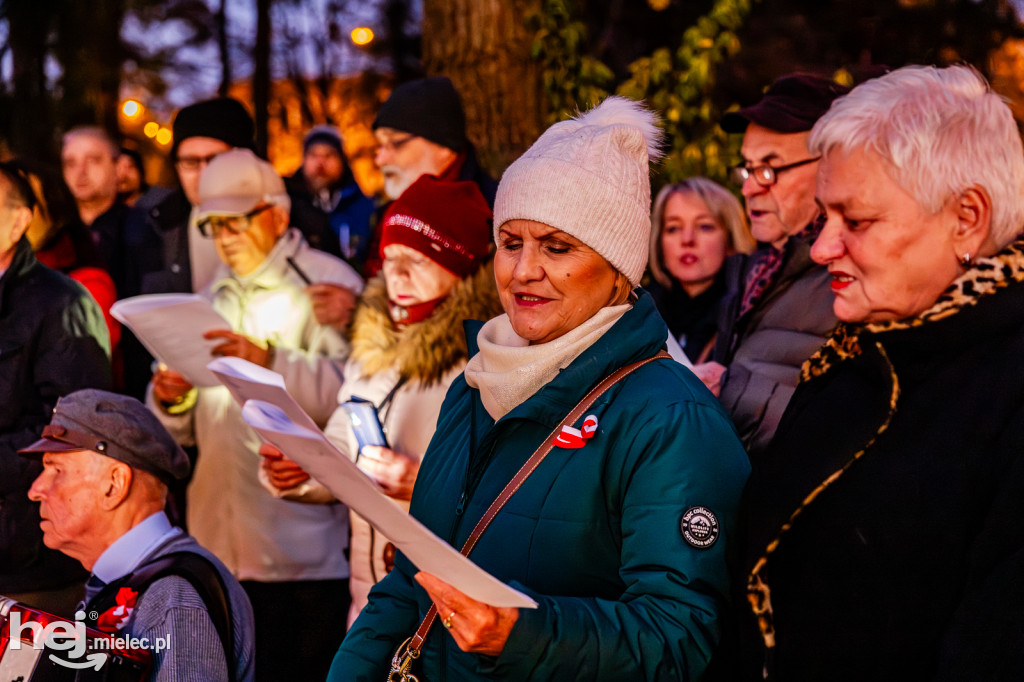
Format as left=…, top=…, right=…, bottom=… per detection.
left=739, top=64, right=1024, bottom=680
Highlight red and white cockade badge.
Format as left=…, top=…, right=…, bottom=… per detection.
left=554, top=415, right=599, bottom=449
left=96, top=587, right=139, bottom=633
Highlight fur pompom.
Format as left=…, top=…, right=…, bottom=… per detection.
left=574, top=96, right=664, bottom=161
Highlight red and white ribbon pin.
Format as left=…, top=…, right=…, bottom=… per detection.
left=554, top=415, right=599, bottom=449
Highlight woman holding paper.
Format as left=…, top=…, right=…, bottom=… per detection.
left=259, top=175, right=502, bottom=624
left=328, top=98, right=750, bottom=681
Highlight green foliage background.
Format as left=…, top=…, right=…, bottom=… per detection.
left=526, top=0, right=757, bottom=189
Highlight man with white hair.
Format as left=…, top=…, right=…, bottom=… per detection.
left=147, top=148, right=362, bottom=681
left=23, top=388, right=255, bottom=681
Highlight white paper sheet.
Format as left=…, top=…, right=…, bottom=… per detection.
left=213, top=358, right=536, bottom=609
left=111, top=294, right=231, bottom=387
left=241, top=400, right=535, bottom=609
left=208, top=356, right=319, bottom=431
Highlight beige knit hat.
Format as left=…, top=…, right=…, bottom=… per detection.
left=493, top=96, right=663, bottom=286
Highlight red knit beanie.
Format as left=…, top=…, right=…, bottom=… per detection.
left=380, top=175, right=492, bottom=277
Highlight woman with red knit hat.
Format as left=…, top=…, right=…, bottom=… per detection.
left=259, top=174, right=503, bottom=623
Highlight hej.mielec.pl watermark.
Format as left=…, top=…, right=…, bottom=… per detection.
left=6, top=609, right=168, bottom=670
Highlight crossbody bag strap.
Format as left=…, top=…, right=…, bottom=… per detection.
left=400, top=349, right=671, bottom=660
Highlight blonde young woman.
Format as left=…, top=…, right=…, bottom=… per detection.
left=647, top=178, right=755, bottom=362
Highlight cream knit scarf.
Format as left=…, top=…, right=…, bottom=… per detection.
left=464, top=304, right=630, bottom=420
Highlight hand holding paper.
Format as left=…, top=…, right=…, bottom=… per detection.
left=111, top=294, right=232, bottom=386
left=239, top=399, right=535, bottom=609
left=207, top=357, right=535, bottom=609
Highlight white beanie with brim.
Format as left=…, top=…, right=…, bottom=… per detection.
left=493, top=96, right=663, bottom=286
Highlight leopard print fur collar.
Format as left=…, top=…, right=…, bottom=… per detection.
left=802, top=237, right=1024, bottom=381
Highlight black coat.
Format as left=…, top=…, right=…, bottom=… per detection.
left=737, top=239, right=1024, bottom=681
left=647, top=273, right=726, bottom=363
left=133, top=187, right=193, bottom=297
left=87, top=200, right=151, bottom=298
left=0, top=237, right=111, bottom=592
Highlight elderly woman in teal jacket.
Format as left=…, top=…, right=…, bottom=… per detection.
left=329, top=97, right=750, bottom=681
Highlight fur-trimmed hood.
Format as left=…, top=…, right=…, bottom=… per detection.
left=349, top=260, right=503, bottom=385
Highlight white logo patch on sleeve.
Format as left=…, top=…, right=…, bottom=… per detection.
left=680, top=506, right=720, bottom=549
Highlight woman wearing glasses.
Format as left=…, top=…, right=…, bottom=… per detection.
left=647, top=178, right=755, bottom=363
left=258, top=175, right=503, bottom=626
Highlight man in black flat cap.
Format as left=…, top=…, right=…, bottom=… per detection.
left=22, top=388, right=255, bottom=682
left=694, top=74, right=848, bottom=457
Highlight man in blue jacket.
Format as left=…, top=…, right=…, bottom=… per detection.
left=286, top=125, right=375, bottom=267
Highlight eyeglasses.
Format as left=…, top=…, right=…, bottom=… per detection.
left=197, top=205, right=273, bottom=238
left=730, top=156, right=821, bottom=188
left=175, top=153, right=222, bottom=171
left=374, top=134, right=417, bottom=156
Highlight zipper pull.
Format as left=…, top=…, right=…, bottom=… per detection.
left=455, top=491, right=467, bottom=517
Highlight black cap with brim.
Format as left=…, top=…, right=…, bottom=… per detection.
left=19, top=389, right=191, bottom=487
left=721, top=74, right=852, bottom=134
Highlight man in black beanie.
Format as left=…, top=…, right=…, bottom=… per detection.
left=364, top=76, right=497, bottom=276
left=135, top=97, right=255, bottom=297
left=122, top=99, right=254, bottom=404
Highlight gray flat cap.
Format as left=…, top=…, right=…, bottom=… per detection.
left=19, top=389, right=190, bottom=486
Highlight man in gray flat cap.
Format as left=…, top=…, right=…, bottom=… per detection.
left=22, top=388, right=255, bottom=682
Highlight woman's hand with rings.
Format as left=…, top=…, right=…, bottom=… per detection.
left=415, top=572, right=519, bottom=657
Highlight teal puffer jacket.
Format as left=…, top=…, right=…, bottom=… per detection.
left=330, top=292, right=750, bottom=681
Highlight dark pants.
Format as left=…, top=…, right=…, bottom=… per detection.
left=241, top=578, right=350, bottom=682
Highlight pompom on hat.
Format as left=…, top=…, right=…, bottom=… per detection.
left=493, top=96, right=663, bottom=286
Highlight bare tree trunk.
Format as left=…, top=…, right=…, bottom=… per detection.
left=421, top=0, right=545, bottom=177
left=216, top=0, right=232, bottom=97
left=7, top=0, right=57, bottom=160
left=54, top=0, right=126, bottom=135
left=253, top=0, right=272, bottom=156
